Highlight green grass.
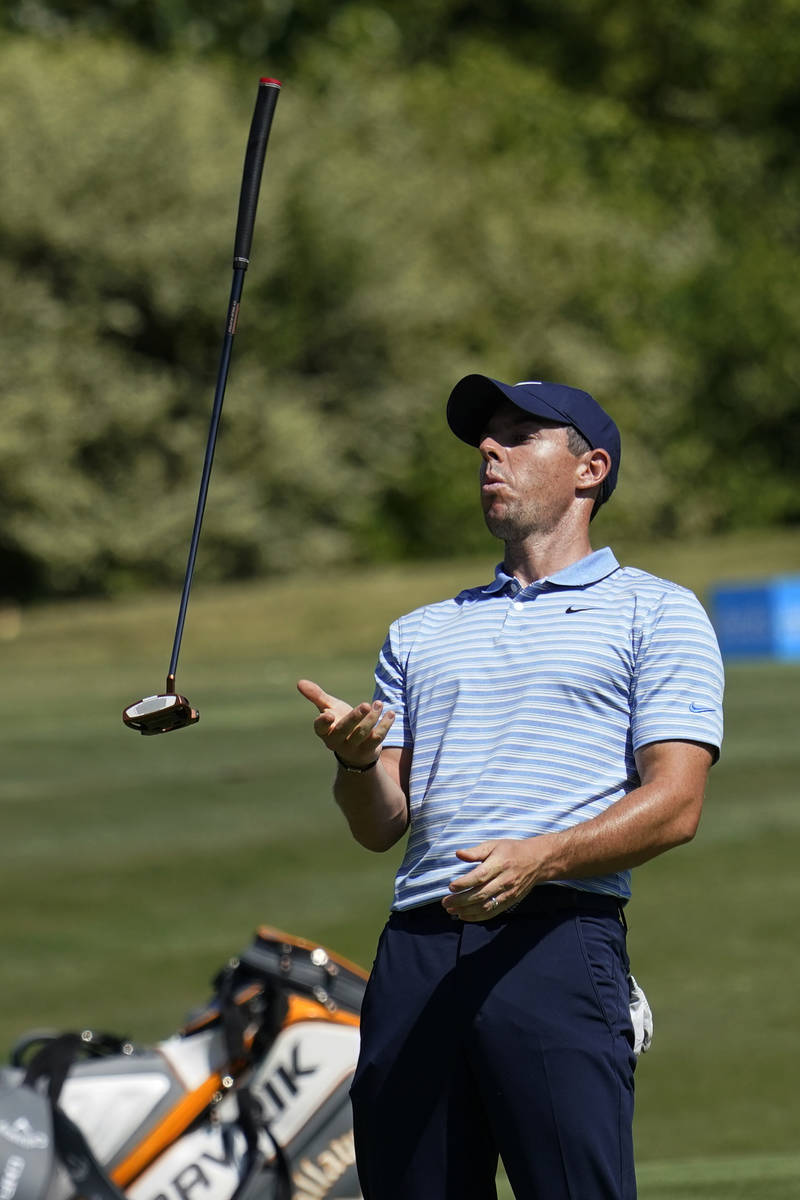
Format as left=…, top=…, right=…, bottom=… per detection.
left=496, top=1154, right=800, bottom=1199
left=2, top=529, right=800, bottom=1197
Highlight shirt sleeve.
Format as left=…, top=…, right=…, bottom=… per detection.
left=372, top=621, right=413, bottom=748
left=630, top=585, right=724, bottom=760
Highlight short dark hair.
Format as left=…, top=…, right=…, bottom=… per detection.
left=565, top=425, right=592, bottom=458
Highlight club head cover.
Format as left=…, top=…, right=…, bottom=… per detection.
left=0, top=1077, right=55, bottom=1200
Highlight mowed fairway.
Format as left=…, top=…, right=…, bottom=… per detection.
left=2, top=530, right=800, bottom=1198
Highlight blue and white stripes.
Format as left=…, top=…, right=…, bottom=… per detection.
left=374, top=547, right=724, bottom=910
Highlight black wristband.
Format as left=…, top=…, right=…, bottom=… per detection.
left=333, top=750, right=379, bottom=773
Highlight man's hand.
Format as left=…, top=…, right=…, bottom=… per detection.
left=440, top=739, right=715, bottom=921
left=297, top=678, right=396, bottom=769
left=442, top=839, right=545, bottom=922
left=297, top=678, right=409, bottom=852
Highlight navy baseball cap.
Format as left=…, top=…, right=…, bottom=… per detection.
left=447, top=373, right=621, bottom=508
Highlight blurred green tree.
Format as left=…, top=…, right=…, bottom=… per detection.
left=0, top=12, right=797, bottom=599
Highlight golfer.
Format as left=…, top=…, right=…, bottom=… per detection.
left=298, top=373, right=724, bottom=1199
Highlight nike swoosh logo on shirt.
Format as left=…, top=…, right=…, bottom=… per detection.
left=565, top=605, right=595, bottom=613
left=689, top=702, right=716, bottom=713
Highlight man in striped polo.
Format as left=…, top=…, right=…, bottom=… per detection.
left=298, top=374, right=723, bottom=1199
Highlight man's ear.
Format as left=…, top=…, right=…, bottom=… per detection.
left=576, top=448, right=611, bottom=495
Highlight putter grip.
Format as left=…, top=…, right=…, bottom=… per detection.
left=233, top=78, right=281, bottom=268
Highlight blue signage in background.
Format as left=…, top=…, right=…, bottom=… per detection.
left=710, top=577, right=800, bottom=660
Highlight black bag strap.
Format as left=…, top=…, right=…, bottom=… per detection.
left=22, top=1034, right=83, bottom=1107
left=228, top=1089, right=290, bottom=1200
left=215, top=966, right=291, bottom=1200
left=52, top=1107, right=132, bottom=1200
left=22, top=1036, right=130, bottom=1200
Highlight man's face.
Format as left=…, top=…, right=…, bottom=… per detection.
left=478, top=399, right=584, bottom=541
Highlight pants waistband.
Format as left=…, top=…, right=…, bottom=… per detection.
left=396, top=885, right=626, bottom=923
left=510, top=885, right=625, bottom=915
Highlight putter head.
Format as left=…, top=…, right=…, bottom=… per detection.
left=123, top=692, right=199, bottom=735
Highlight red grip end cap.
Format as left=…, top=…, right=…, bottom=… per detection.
left=260, top=77, right=282, bottom=86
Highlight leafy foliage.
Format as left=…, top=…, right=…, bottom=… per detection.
left=0, top=9, right=798, bottom=598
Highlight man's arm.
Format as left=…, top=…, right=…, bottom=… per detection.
left=297, top=679, right=410, bottom=852
left=443, top=739, right=714, bottom=921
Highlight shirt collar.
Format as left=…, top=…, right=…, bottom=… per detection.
left=482, top=547, right=620, bottom=594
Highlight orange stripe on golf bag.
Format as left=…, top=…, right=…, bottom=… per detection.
left=110, top=1073, right=224, bottom=1188
left=283, top=995, right=359, bottom=1029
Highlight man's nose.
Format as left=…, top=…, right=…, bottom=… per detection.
left=479, top=435, right=504, bottom=461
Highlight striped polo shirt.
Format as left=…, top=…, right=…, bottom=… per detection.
left=373, top=547, right=724, bottom=910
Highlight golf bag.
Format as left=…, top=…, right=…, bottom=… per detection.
left=0, top=926, right=367, bottom=1200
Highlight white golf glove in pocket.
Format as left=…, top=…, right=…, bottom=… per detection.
left=628, top=974, right=653, bottom=1056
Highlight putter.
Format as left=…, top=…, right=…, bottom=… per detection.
left=123, top=78, right=281, bottom=736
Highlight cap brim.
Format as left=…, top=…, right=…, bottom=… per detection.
left=447, top=374, right=566, bottom=446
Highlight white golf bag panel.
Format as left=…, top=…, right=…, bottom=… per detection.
left=127, top=1023, right=360, bottom=1200
left=59, top=1052, right=191, bottom=1170
left=0, top=926, right=368, bottom=1200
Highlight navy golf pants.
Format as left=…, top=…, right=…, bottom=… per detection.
left=350, top=887, right=637, bottom=1199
